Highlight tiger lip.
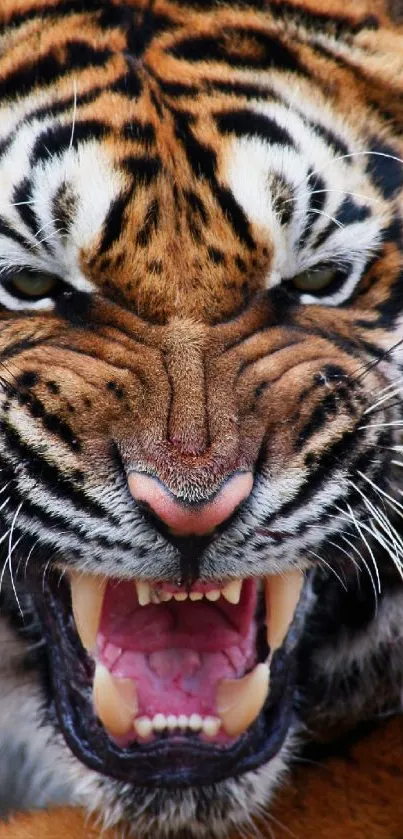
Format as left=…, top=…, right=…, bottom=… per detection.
left=69, top=571, right=303, bottom=742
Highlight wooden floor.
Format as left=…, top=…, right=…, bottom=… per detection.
left=1, top=715, right=402, bottom=838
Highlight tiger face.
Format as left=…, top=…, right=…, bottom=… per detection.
left=1, top=0, right=403, bottom=836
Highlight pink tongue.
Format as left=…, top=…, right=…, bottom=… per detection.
left=98, top=581, right=257, bottom=719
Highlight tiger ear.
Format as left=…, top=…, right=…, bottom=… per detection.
left=388, top=0, right=403, bottom=22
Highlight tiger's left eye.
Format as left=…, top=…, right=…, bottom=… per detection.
left=8, top=270, right=59, bottom=300
left=291, top=266, right=337, bottom=293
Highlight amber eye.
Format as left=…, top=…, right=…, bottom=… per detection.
left=291, top=266, right=338, bottom=293
left=8, top=270, right=59, bottom=300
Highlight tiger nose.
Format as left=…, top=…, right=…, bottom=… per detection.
left=128, top=472, right=254, bottom=536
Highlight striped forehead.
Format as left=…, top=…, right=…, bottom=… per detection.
left=0, top=81, right=390, bottom=316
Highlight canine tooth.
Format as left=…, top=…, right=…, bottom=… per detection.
left=135, top=581, right=151, bottom=606
left=203, top=717, right=221, bottom=738
left=178, top=714, right=188, bottom=730
left=134, top=716, right=153, bottom=739
left=69, top=571, right=106, bottom=652
left=153, top=713, right=167, bottom=732
left=93, top=663, right=137, bottom=738
left=189, top=713, right=203, bottom=731
left=216, top=663, right=269, bottom=737
left=222, top=580, right=242, bottom=605
left=205, top=590, right=220, bottom=602
left=189, top=592, right=203, bottom=601
left=265, top=570, right=304, bottom=655
left=174, top=592, right=188, bottom=602
left=166, top=714, right=178, bottom=731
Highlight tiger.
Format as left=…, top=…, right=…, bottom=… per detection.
left=0, top=0, right=403, bottom=836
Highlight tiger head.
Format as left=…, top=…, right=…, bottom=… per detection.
left=0, top=0, right=403, bottom=836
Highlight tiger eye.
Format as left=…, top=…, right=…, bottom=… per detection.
left=10, top=270, right=58, bottom=298
left=292, top=267, right=337, bottom=293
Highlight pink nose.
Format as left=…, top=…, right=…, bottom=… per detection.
left=128, top=472, right=254, bottom=536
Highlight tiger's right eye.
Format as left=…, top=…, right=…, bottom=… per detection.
left=291, top=266, right=337, bottom=293
left=7, top=270, right=60, bottom=301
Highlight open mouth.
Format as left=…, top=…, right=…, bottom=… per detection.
left=30, top=568, right=313, bottom=788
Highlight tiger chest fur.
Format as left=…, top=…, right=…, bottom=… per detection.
left=0, top=0, right=402, bottom=836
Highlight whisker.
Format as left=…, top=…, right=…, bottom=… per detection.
left=68, top=79, right=78, bottom=154
left=306, top=548, right=348, bottom=590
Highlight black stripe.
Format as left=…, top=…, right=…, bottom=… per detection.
left=125, top=9, right=174, bottom=57
left=215, top=186, right=256, bottom=250
left=51, top=181, right=77, bottom=236
left=155, top=79, right=200, bottom=97
left=121, top=155, right=162, bottom=185
left=30, top=120, right=109, bottom=167
left=136, top=199, right=160, bottom=247
left=171, top=0, right=267, bottom=8
left=98, top=191, right=132, bottom=255
left=173, top=110, right=217, bottom=180
left=271, top=173, right=294, bottom=227
left=268, top=2, right=379, bottom=36
left=313, top=196, right=371, bottom=251
left=0, top=453, right=86, bottom=537
left=299, top=173, right=326, bottom=248
left=12, top=178, right=46, bottom=247
left=0, top=417, right=112, bottom=522
left=110, top=70, right=143, bottom=99
left=172, top=111, right=255, bottom=249
left=97, top=156, right=162, bottom=255
left=296, top=391, right=350, bottom=452
left=171, top=0, right=379, bottom=36
left=14, top=390, right=81, bottom=453
left=264, top=428, right=364, bottom=525
left=28, top=84, right=105, bottom=124
left=184, top=190, right=209, bottom=225
left=0, top=217, right=33, bottom=251
left=0, top=336, right=46, bottom=362
left=0, top=137, right=13, bottom=163
left=336, top=196, right=371, bottom=226
left=309, top=122, right=350, bottom=161
left=366, top=139, right=403, bottom=200
left=169, top=28, right=306, bottom=76
left=0, top=42, right=112, bottom=101
left=0, top=1, right=107, bottom=33
left=216, top=109, right=295, bottom=148
left=0, top=452, right=132, bottom=552
left=206, top=79, right=281, bottom=101
left=122, top=120, right=156, bottom=145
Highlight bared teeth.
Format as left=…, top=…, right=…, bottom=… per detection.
left=189, top=591, right=203, bottom=601
left=216, top=663, right=269, bottom=737
left=133, top=581, right=244, bottom=605
left=69, top=571, right=106, bottom=653
left=265, top=570, right=304, bottom=655
left=133, top=713, right=221, bottom=739
left=134, top=716, right=153, bottom=738
left=93, top=663, right=138, bottom=738
left=205, top=589, right=221, bottom=602
left=135, top=580, right=152, bottom=606
left=221, top=580, right=242, bottom=605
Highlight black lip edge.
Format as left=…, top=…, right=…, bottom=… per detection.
left=33, top=571, right=315, bottom=788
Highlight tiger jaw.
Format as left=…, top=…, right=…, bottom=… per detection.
left=68, top=570, right=303, bottom=746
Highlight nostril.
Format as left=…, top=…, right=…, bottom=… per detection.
left=127, top=472, right=253, bottom=537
